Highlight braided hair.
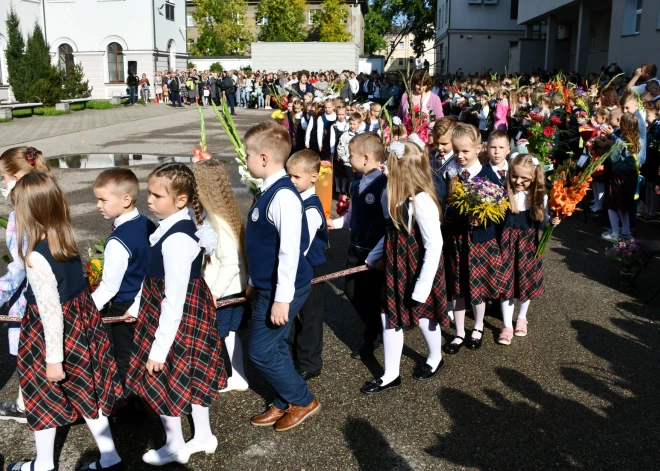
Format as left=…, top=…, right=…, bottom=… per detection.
left=148, top=162, right=203, bottom=226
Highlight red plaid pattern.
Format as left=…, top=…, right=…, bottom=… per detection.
left=446, top=233, right=470, bottom=300
left=18, top=290, right=122, bottom=431
left=500, top=227, right=544, bottom=301
left=468, top=237, right=505, bottom=304
left=383, top=226, right=449, bottom=329
left=126, top=276, right=226, bottom=416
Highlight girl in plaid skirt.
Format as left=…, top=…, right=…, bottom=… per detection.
left=125, top=163, right=226, bottom=467
left=8, top=174, right=123, bottom=471
left=497, top=155, right=560, bottom=345
left=443, top=124, right=506, bottom=355
left=361, top=140, right=450, bottom=396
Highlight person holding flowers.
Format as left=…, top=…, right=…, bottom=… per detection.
left=498, top=154, right=560, bottom=345
left=397, top=72, right=444, bottom=126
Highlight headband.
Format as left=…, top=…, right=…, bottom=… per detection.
left=25, top=147, right=40, bottom=166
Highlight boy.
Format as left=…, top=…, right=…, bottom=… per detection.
left=621, top=91, right=647, bottom=166
left=328, top=132, right=388, bottom=360
left=286, top=150, right=328, bottom=380
left=337, top=112, right=363, bottom=191
left=244, top=121, right=320, bottom=432
left=487, top=130, right=511, bottom=183
left=91, top=168, right=156, bottom=383
left=330, top=104, right=350, bottom=193
left=430, top=117, right=458, bottom=206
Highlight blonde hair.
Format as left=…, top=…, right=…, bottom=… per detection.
left=0, top=147, right=50, bottom=177
left=287, top=149, right=320, bottom=174
left=13, top=173, right=77, bottom=266
left=149, top=163, right=203, bottom=226
left=387, top=141, right=441, bottom=233
left=244, top=120, right=292, bottom=164
left=349, top=132, right=384, bottom=160
left=451, top=122, right=480, bottom=145
left=432, top=117, right=457, bottom=141
left=507, top=154, right=546, bottom=221
left=93, top=168, right=139, bottom=200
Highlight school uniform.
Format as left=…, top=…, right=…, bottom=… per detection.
left=333, top=170, right=388, bottom=345
left=91, top=208, right=155, bottom=382
left=246, top=169, right=315, bottom=410
left=490, top=161, right=509, bottom=185
left=288, top=187, right=328, bottom=376
left=20, top=239, right=121, bottom=431
left=430, top=151, right=459, bottom=208
left=317, top=112, right=337, bottom=160
left=125, top=209, right=225, bottom=416
left=305, top=114, right=320, bottom=154
left=288, top=112, right=303, bottom=153
left=330, top=121, right=349, bottom=178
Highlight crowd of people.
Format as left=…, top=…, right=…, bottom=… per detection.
left=0, top=59, right=658, bottom=471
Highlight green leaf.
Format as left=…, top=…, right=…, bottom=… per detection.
left=0, top=217, right=8, bottom=229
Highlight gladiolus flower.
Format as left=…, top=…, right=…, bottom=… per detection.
left=550, top=115, right=562, bottom=125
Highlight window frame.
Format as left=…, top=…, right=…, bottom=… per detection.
left=165, top=2, right=175, bottom=22
left=58, top=43, right=74, bottom=73
left=309, top=9, right=320, bottom=25
left=107, top=42, right=125, bottom=84
left=186, top=13, right=195, bottom=27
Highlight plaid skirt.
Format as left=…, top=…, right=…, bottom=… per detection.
left=606, top=170, right=637, bottom=210
left=500, top=227, right=544, bottom=301
left=126, top=276, right=226, bottom=416
left=18, top=290, right=122, bottom=431
left=446, top=233, right=504, bottom=304
left=383, top=226, right=449, bottom=329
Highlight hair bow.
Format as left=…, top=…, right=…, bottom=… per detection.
left=531, top=157, right=539, bottom=166
left=389, top=141, right=406, bottom=159
left=392, top=116, right=402, bottom=126
left=407, top=133, right=425, bottom=151
left=25, top=147, right=40, bottom=166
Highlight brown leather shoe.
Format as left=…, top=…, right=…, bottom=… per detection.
left=274, top=398, right=321, bottom=432
left=250, top=404, right=286, bottom=427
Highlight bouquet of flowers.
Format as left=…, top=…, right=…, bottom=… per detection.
left=525, top=111, right=561, bottom=168
left=606, top=238, right=651, bottom=270
left=448, top=177, right=510, bottom=227
left=316, top=160, right=333, bottom=218
left=271, top=109, right=286, bottom=122
left=267, top=84, right=288, bottom=111
left=86, top=238, right=106, bottom=290
left=400, top=71, right=433, bottom=143
left=336, top=194, right=350, bottom=217
left=193, top=106, right=212, bottom=163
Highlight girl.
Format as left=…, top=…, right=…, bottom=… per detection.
left=365, top=102, right=382, bottom=133
left=473, top=94, right=490, bottom=142
left=289, top=99, right=306, bottom=153
left=600, top=113, right=641, bottom=241
left=316, top=99, right=337, bottom=160
left=126, top=163, right=226, bottom=466
left=192, top=160, right=249, bottom=393
left=8, top=173, right=123, bottom=471
left=304, top=102, right=320, bottom=153
left=494, top=90, right=509, bottom=131
left=443, top=124, right=504, bottom=354
left=498, top=154, right=560, bottom=345
left=0, top=147, right=51, bottom=426
left=639, top=101, right=660, bottom=222
left=255, top=76, right=264, bottom=109
left=361, top=140, right=449, bottom=395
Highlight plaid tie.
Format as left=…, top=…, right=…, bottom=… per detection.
left=252, top=189, right=263, bottom=206
left=461, top=170, right=470, bottom=181
left=498, top=169, right=506, bottom=179
left=110, top=223, right=116, bottom=232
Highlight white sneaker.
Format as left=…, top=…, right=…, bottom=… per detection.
left=265, top=106, right=272, bottom=110
left=142, top=448, right=180, bottom=466
left=601, top=230, right=618, bottom=242
left=220, top=376, right=249, bottom=393
left=173, top=436, right=218, bottom=464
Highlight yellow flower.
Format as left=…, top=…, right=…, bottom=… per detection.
left=90, top=258, right=102, bottom=272
left=271, top=110, right=285, bottom=121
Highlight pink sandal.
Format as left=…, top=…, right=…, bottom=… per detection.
left=514, top=319, right=528, bottom=337
left=497, top=327, right=514, bottom=345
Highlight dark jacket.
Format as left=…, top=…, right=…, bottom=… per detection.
left=168, top=76, right=179, bottom=92
left=127, top=74, right=139, bottom=87
left=220, top=76, right=235, bottom=94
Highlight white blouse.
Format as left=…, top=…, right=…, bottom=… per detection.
left=202, top=214, right=247, bottom=300
left=514, top=191, right=550, bottom=222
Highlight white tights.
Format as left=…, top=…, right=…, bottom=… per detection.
left=608, top=209, right=630, bottom=236
left=224, top=331, right=247, bottom=383
left=500, top=299, right=531, bottom=328
left=380, top=314, right=443, bottom=384
left=152, top=405, right=214, bottom=460
left=450, top=298, right=486, bottom=343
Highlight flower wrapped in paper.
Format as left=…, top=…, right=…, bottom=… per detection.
left=448, top=177, right=510, bottom=227
left=86, top=237, right=106, bottom=289
left=316, top=160, right=333, bottom=218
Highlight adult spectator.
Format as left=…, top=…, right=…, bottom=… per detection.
left=314, top=73, right=329, bottom=95
left=264, top=73, right=274, bottom=109
left=139, top=73, right=150, bottom=103
left=626, top=63, right=659, bottom=93
left=220, top=71, right=237, bottom=115
left=126, top=72, right=139, bottom=106
left=423, top=59, right=430, bottom=72
left=339, top=73, right=352, bottom=102
left=291, top=70, right=314, bottom=97
left=397, top=71, right=444, bottom=123
left=168, top=71, right=182, bottom=108
left=348, top=72, right=360, bottom=99
left=363, top=72, right=378, bottom=100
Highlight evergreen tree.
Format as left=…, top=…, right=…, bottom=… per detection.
left=25, top=22, right=63, bottom=105
left=314, top=0, right=352, bottom=43
left=256, top=0, right=307, bottom=42
left=62, top=63, right=92, bottom=99
left=191, top=0, right=253, bottom=56
left=5, top=7, right=29, bottom=102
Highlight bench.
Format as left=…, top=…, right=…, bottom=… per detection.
left=61, top=98, right=92, bottom=110
left=0, top=102, right=43, bottom=119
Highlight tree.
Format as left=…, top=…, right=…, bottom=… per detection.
left=62, top=63, right=92, bottom=99
left=5, top=7, right=29, bottom=102
left=190, top=0, right=253, bottom=56
left=313, top=0, right=352, bottom=42
left=25, top=22, right=63, bottom=105
left=256, top=0, right=307, bottom=42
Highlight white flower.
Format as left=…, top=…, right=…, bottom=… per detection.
left=389, top=141, right=406, bottom=159
left=408, top=133, right=425, bottom=151
left=195, top=221, right=218, bottom=256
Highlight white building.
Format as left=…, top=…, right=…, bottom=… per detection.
left=435, top=0, right=525, bottom=75
left=509, top=0, right=660, bottom=76
left=0, top=0, right=189, bottom=101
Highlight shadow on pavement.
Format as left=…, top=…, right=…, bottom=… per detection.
left=343, top=417, right=413, bottom=471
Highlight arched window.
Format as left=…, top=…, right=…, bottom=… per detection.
left=108, top=42, right=125, bottom=83
left=58, top=43, right=74, bottom=72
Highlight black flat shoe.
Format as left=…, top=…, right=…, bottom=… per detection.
left=297, top=369, right=321, bottom=381
left=465, top=329, right=484, bottom=350
left=76, top=459, right=124, bottom=471
left=413, top=359, right=445, bottom=381
left=442, top=336, right=464, bottom=355
left=360, top=376, right=402, bottom=395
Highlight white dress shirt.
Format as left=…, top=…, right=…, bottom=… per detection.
left=91, top=208, right=140, bottom=313
left=514, top=191, right=550, bottom=223
left=329, top=120, right=349, bottom=154
left=301, top=187, right=324, bottom=256
left=316, top=112, right=336, bottom=151
left=202, top=214, right=248, bottom=300
left=349, top=78, right=360, bottom=95
left=461, top=161, right=482, bottom=180
left=304, top=115, right=315, bottom=147
left=332, top=169, right=389, bottom=266
left=249, top=169, right=304, bottom=303
left=489, top=160, right=509, bottom=182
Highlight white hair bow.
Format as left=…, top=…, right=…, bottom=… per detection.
left=389, top=141, right=406, bottom=159
left=392, top=116, right=402, bottom=126
left=408, top=133, right=425, bottom=151
left=531, top=157, right=539, bottom=166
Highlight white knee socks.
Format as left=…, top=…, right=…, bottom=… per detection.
left=30, top=428, right=56, bottom=471
left=500, top=299, right=515, bottom=328
left=152, top=415, right=185, bottom=460
left=17, top=385, right=24, bottom=411
left=472, top=302, right=486, bottom=340
left=224, top=331, right=247, bottom=384
left=518, top=300, right=530, bottom=320
left=451, top=298, right=466, bottom=344
left=84, top=413, right=121, bottom=468
left=418, top=318, right=443, bottom=371
left=189, top=404, right=213, bottom=445
left=380, top=313, right=404, bottom=384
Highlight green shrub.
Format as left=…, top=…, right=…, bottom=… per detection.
left=210, top=62, right=224, bottom=74
left=0, top=118, right=11, bottom=124
left=187, top=62, right=195, bottom=69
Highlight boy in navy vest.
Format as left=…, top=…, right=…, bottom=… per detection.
left=91, top=168, right=156, bottom=383
left=327, top=132, right=389, bottom=360
left=244, top=121, right=321, bottom=432
left=285, top=150, right=328, bottom=381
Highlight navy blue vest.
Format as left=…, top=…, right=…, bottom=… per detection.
left=320, top=114, right=336, bottom=150
left=430, top=153, right=455, bottom=204
left=349, top=173, right=388, bottom=254
left=503, top=209, right=541, bottom=231
left=303, top=194, right=328, bottom=267
left=146, top=219, right=203, bottom=280
left=24, top=239, right=87, bottom=305
left=246, top=176, right=313, bottom=291
left=332, top=123, right=347, bottom=151
left=106, top=214, right=156, bottom=303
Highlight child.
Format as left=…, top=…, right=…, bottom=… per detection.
left=366, top=102, right=382, bottom=133
left=487, top=130, right=511, bottom=184
left=0, top=147, right=50, bottom=426
left=304, top=102, right=320, bottom=153
left=244, top=121, right=320, bottom=432
left=443, top=124, right=504, bottom=354
left=289, top=99, right=305, bottom=153
left=494, top=90, right=509, bottom=131
left=316, top=99, right=337, bottom=160
left=286, top=150, right=328, bottom=380
left=589, top=108, right=612, bottom=212
left=330, top=104, right=350, bottom=193
left=192, top=160, right=249, bottom=393
left=498, top=154, right=560, bottom=345
left=9, top=173, right=123, bottom=471
left=473, top=94, right=490, bottom=142
left=600, top=113, right=642, bottom=241
left=430, top=117, right=458, bottom=207
left=621, top=90, right=647, bottom=166
left=91, top=168, right=156, bottom=385
left=336, top=112, right=363, bottom=192
left=639, top=102, right=660, bottom=222
left=328, top=133, right=388, bottom=360
left=361, top=140, right=449, bottom=395
left=126, top=163, right=225, bottom=465
left=391, top=116, right=407, bottom=141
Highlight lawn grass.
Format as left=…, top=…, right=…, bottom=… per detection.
left=86, top=100, right=116, bottom=110
left=12, top=107, right=70, bottom=117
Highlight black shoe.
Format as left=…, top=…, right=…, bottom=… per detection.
left=465, top=329, right=484, bottom=350
left=76, top=460, right=124, bottom=471
left=442, top=336, right=464, bottom=355
left=0, top=398, right=26, bottom=424
left=360, top=376, right=402, bottom=395
left=413, top=359, right=445, bottom=381
left=351, top=341, right=381, bottom=360
left=297, top=369, right=321, bottom=381
left=8, top=461, right=54, bottom=471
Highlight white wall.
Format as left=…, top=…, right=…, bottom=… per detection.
left=252, top=42, right=359, bottom=73
left=447, top=31, right=521, bottom=74
left=359, top=56, right=384, bottom=74
left=190, top=57, right=252, bottom=72
left=449, top=0, right=524, bottom=32
left=0, top=1, right=43, bottom=91
left=608, top=0, right=660, bottom=75
left=153, top=0, right=187, bottom=57
left=517, top=0, right=577, bottom=24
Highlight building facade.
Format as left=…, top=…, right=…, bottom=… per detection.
left=0, top=0, right=188, bottom=101
left=378, top=32, right=435, bottom=75
left=510, top=0, right=660, bottom=76
left=435, top=0, right=525, bottom=75
left=186, top=0, right=367, bottom=55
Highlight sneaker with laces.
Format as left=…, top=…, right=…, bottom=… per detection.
left=0, top=398, right=27, bottom=423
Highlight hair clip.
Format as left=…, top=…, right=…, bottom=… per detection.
left=392, top=116, right=402, bottom=126
left=389, top=141, right=406, bottom=159
left=25, top=147, right=40, bottom=166
left=531, top=157, right=540, bottom=166
left=407, top=133, right=425, bottom=151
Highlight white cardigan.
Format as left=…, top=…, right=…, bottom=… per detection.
left=202, top=214, right=248, bottom=300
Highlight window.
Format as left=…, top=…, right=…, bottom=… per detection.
left=398, top=58, right=403, bottom=66
left=623, top=0, right=642, bottom=35
left=339, top=10, right=347, bottom=25
left=531, top=24, right=547, bottom=40
left=309, top=9, right=319, bottom=25
left=58, top=43, right=74, bottom=72
left=397, top=41, right=404, bottom=49
left=107, top=42, right=124, bottom=83
left=445, top=0, right=448, bottom=23
left=165, top=2, right=175, bottom=21
left=257, top=15, right=268, bottom=26
left=186, top=13, right=194, bottom=27
left=483, top=0, right=498, bottom=4
left=510, top=0, right=518, bottom=20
